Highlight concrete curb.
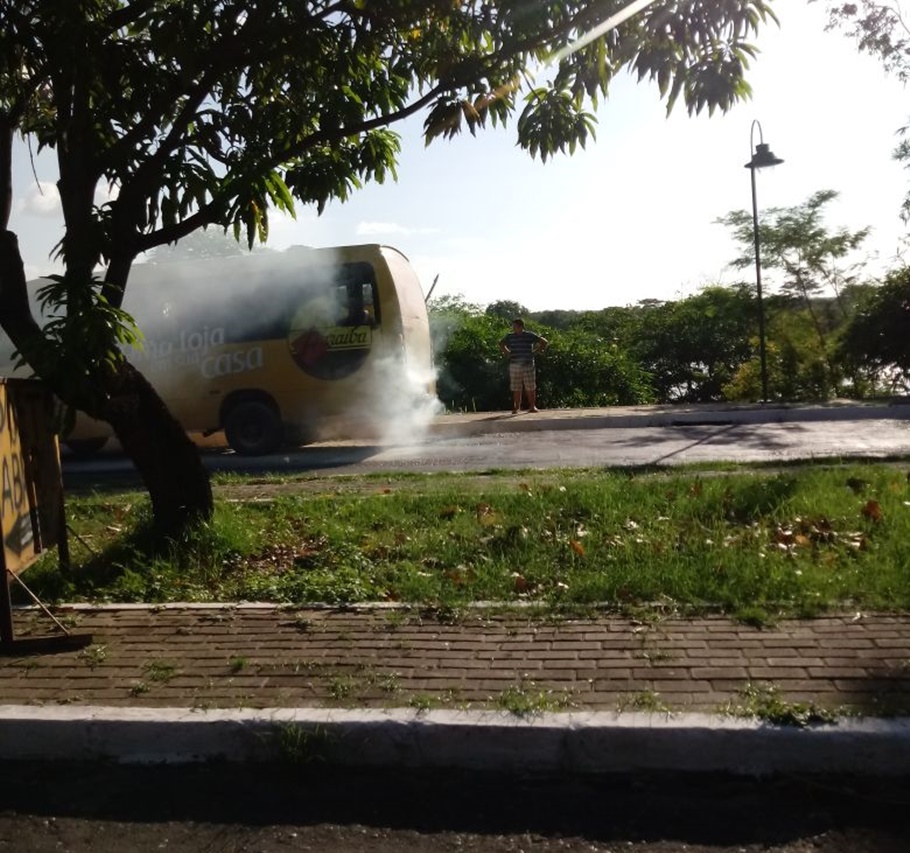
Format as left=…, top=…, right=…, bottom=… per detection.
left=2, top=706, right=908, bottom=776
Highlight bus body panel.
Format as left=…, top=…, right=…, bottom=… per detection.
left=8, top=244, right=435, bottom=452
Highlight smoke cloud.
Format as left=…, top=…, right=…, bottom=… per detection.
left=353, top=354, right=444, bottom=446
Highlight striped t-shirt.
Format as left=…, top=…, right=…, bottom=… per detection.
left=501, top=330, right=542, bottom=365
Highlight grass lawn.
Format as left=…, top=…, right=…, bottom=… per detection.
left=22, top=461, right=910, bottom=622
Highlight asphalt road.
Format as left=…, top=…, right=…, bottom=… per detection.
left=62, top=419, right=910, bottom=485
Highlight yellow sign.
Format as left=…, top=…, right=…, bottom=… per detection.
left=0, top=380, right=63, bottom=576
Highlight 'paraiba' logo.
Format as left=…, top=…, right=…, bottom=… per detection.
left=287, top=295, right=373, bottom=380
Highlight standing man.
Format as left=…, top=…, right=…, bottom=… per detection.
left=499, top=317, right=548, bottom=414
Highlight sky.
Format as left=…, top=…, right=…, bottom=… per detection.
left=9, top=1, right=910, bottom=312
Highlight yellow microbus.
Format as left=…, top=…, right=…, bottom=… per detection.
left=15, top=244, right=437, bottom=455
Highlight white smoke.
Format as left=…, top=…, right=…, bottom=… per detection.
left=356, top=354, right=444, bottom=446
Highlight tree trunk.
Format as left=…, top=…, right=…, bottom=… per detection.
left=0, top=230, right=213, bottom=538
left=100, top=361, right=213, bottom=538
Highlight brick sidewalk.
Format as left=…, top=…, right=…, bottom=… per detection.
left=1, top=606, right=908, bottom=716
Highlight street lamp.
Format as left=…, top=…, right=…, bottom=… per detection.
left=745, top=120, right=783, bottom=403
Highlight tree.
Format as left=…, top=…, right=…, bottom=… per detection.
left=0, top=1, right=778, bottom=536
left=838, top=266, right=910, bottom=392
left=717, top=190, right=870, bottom=398
left=823, top=0, right=910, bottom=77
left=631, top=286, right=756, bottom=402
left=432, top=305, right=507, bottom=412
left=485, top=300, right=529, bottom=323
left=536, top=327, right=654, bottom=407
left=429, top=297, right=654, bottom=411
left=532, top=308, right=586, bottom=330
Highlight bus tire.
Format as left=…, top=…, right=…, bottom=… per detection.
left=64, top=437, right=109, bottom=456
left=224, top=400, right=283, bottom=456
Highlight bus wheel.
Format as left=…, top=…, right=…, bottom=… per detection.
left=64, top=437, right=109, bottom=457
left=224, top=401, right=283, bottom=455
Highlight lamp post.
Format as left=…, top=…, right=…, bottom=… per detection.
left=745, top=120, right=783, bottom=403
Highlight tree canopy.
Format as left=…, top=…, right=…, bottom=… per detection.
left=717, top=189, right=872, bottom=398
left=838, top=266, right=910, bottom=390
left=718, top=190, right=870, bottom=294
left=2, top=1, right=778, bottom=296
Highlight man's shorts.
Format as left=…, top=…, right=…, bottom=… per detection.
left=509, top=361, right=536, bottom=392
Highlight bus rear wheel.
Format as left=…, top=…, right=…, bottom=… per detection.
left=224, top=401, right=283, bottom=456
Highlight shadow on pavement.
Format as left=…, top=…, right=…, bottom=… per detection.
left=1, top=763, right=909, bottom=848
left=605, top=422, right=802, bottom=457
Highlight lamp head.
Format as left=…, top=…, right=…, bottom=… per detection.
left=745, top=141, right=784, bottom=170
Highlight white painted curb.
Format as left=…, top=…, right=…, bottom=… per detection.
left=2, top=706, right=908, bottom=775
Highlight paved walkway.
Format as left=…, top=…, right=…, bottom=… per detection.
left=427, top=399, right=910, bottom=438
left=2, top=605, right=908, bottom=716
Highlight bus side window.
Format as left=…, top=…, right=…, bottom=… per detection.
left=336, top=282, right=375, bottom=327
left=333, top=284, right=362, bottom=327
left=362, top=281, right=378, bottom=327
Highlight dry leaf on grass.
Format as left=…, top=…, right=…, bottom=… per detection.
left=861, top=500, right=883, bottom=522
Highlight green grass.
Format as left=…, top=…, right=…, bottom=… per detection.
left=719, top=682, right=841, bottom=727
left=22, top=463, right=910, bottom=617
left=495, top=682, right=578, bottom=717
left=143, top=660, right=178, bottom=682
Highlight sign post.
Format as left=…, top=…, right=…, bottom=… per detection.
left=0, top=379, right=89, bottom=653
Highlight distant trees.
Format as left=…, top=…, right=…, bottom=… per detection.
left=717, top=190, right=872, bottom=399
left=536, top=328, right=654, bottom=408
left=485, top=301, right=529, bottom=323
left=430, top=298, right=653, bottom=412
left=431, top=298, right=505, bottom=412
left=838, top=268, right=910, bottom=393
left=819, top=3, right=910, bottom=395
left=629, top=286, right=756, bottom=402
left=430, top=264, right=910, bottom=409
